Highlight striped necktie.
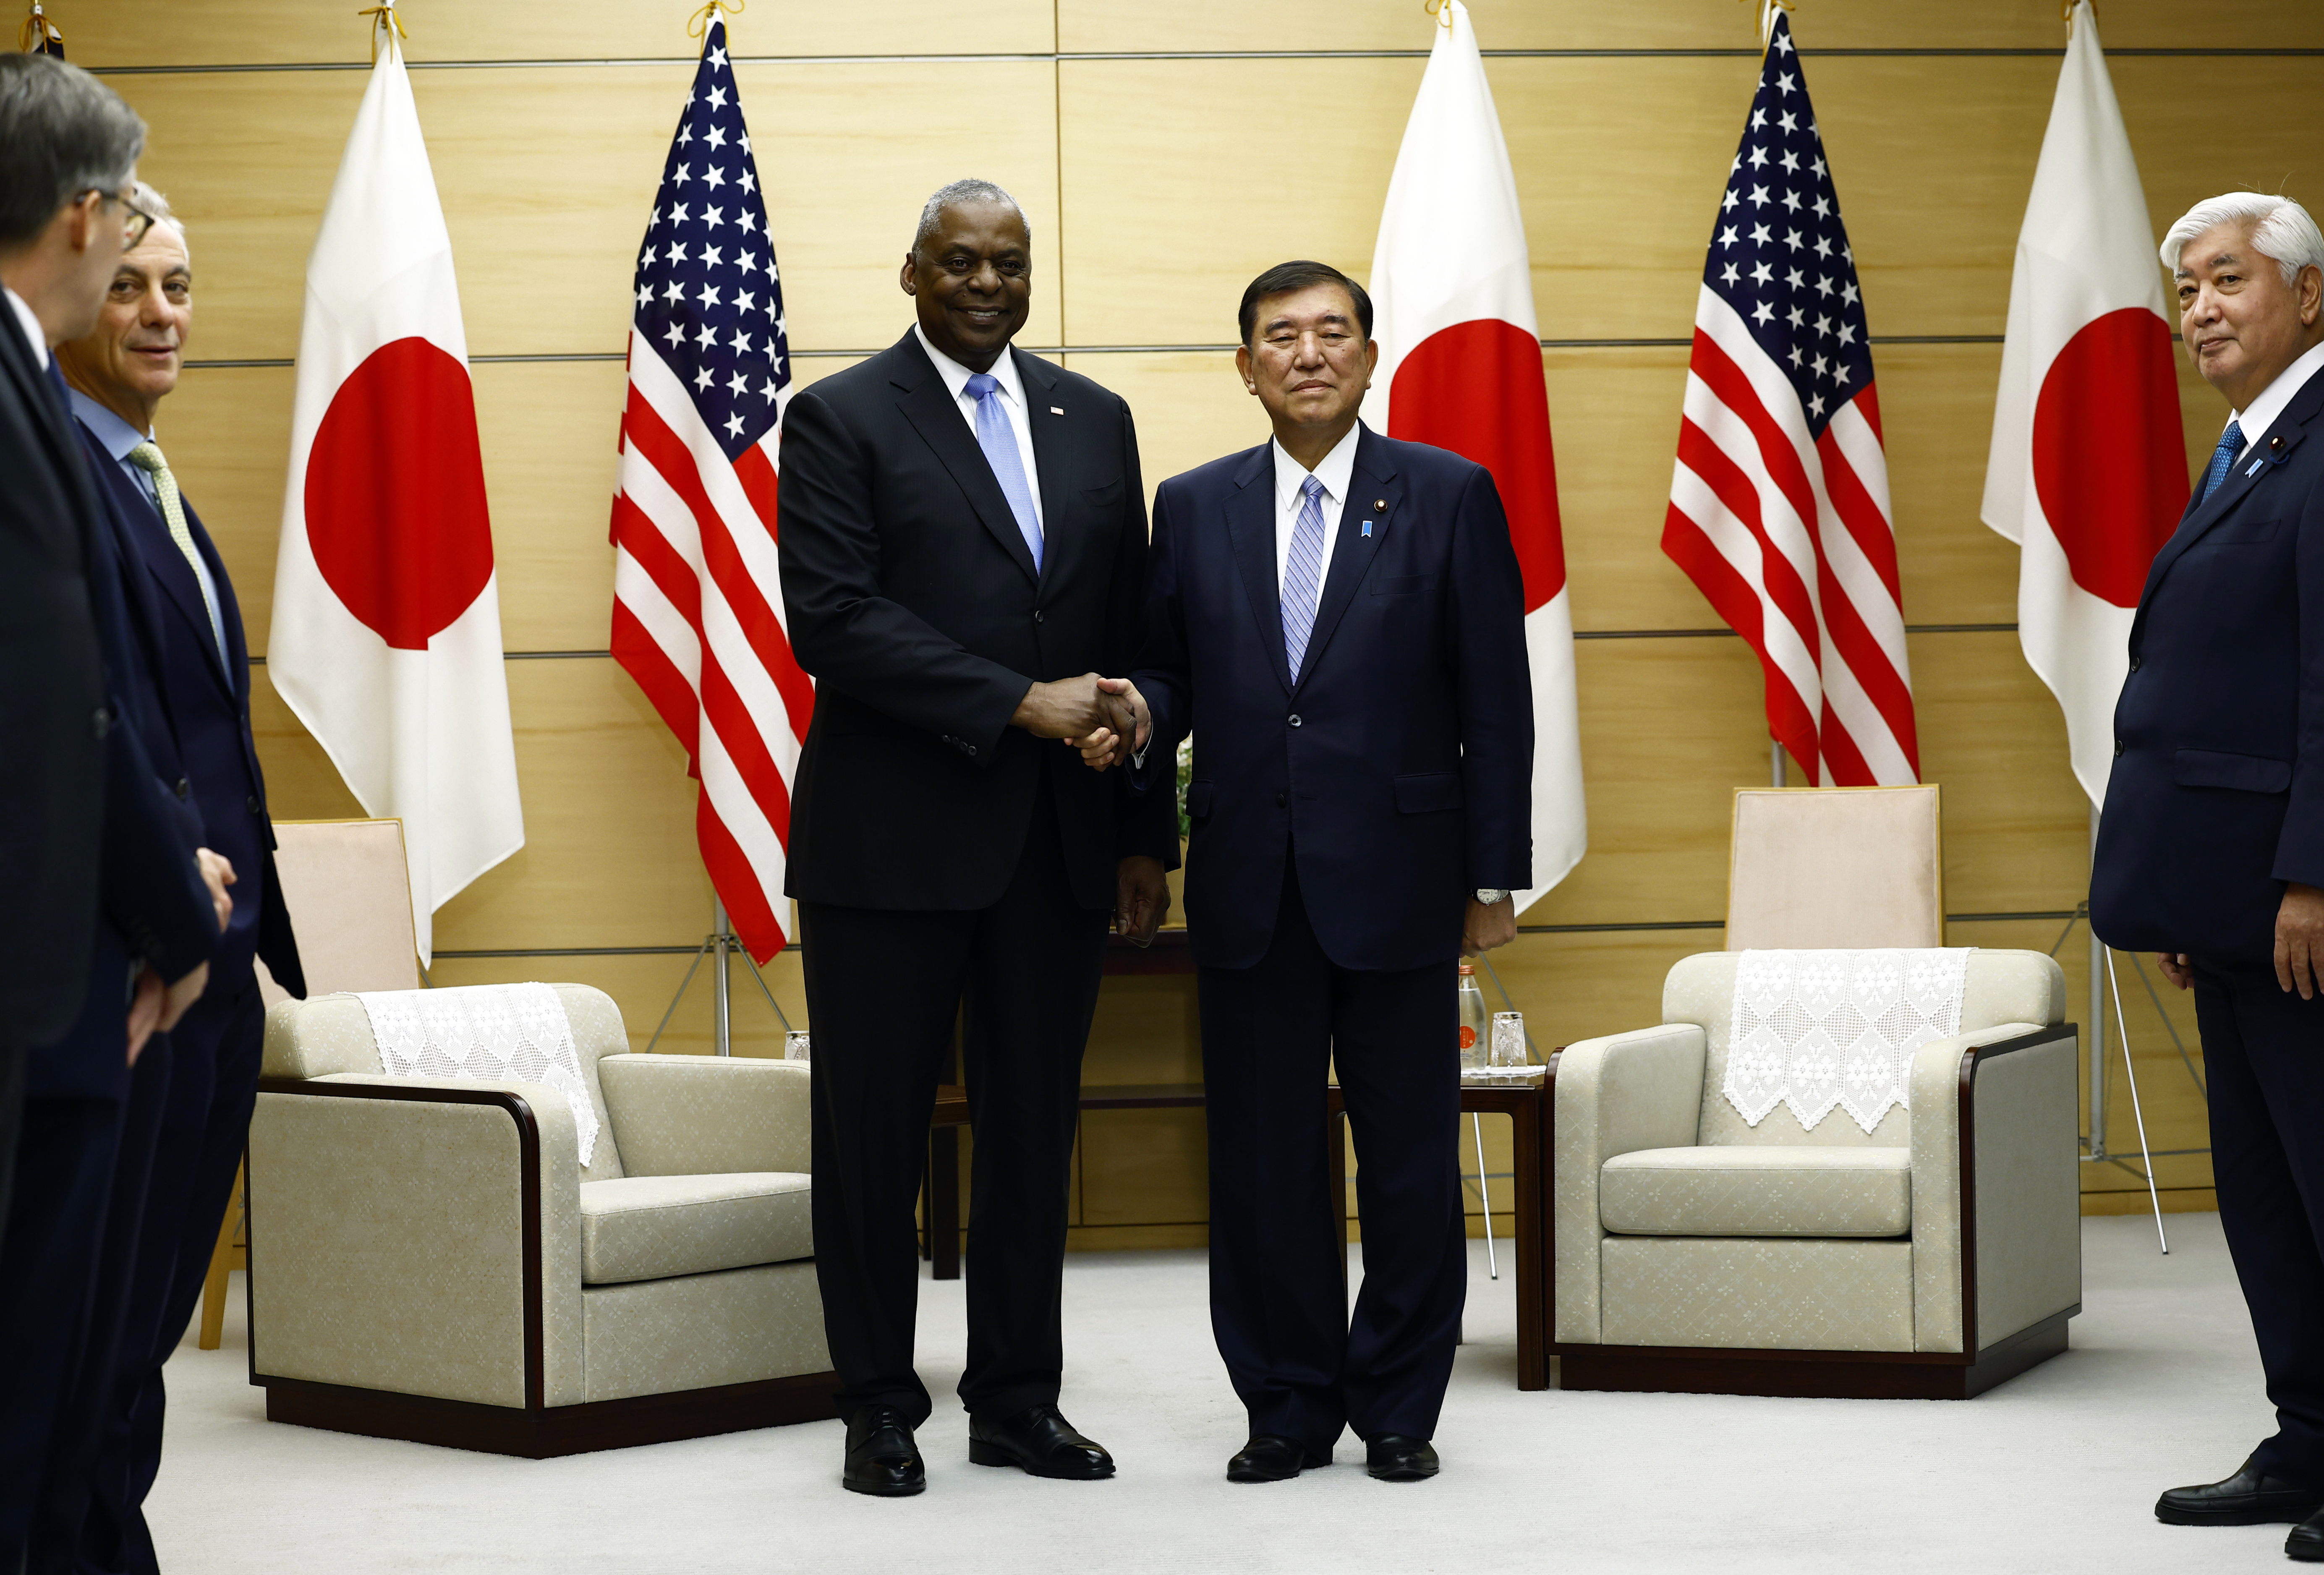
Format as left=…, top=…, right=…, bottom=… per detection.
left=127, top=439, right=227, bottom=660
left=1283, top=475, right=1326, bottom=682
left=2199, top=419, right=2246, bottom=503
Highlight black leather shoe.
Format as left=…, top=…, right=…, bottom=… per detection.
left=2290, top=1507, right=2324, bottom=1562
left=842, top=1406, right=925, bottom=1497
left=1365, top=1435, right=1440, bottom=1482
left=1226, top=1435, right=1325, bottom=1483
left=2154, top=1455, right=2321, bottom=1526
left=967, top=1403, right=1115, bottom=1480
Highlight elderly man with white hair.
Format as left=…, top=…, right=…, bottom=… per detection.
left=2089, top=190, right=2324, bottom=1559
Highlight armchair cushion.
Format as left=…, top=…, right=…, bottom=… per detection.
left=1600, top=1145, right=1911, bottom=1238
left=578, top=1172, right=813, bottom=1286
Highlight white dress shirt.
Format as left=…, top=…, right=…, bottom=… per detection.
left=2230, top=338, right=2324, bottom=464
left=1271, top=422, right=1362, bottom=622
left=70, top=387, right=230, bottom=665
left=913, top=321, right=1042, bottom=527
left=5, top=286, right=50, bottom=369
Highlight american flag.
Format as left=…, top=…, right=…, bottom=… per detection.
left=1661, top=12, right=1917, bottom=786
left=608, top=17, right=812, bottom=962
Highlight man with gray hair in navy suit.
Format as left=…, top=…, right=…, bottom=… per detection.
left=2090, top=191, right=2324, bottom=1560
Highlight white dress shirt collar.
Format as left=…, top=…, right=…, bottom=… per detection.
left=2232, top=338, right=2324, bottom=459
left=914, top=320, right=1028, bottom=410
left=4, top=286, right=50, bottom=370
left=1271, top=421, right=1362, bottom=515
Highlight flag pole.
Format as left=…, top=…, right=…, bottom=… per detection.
left=712, top=898, right=732, bottom=1057
left=1771, top=740, right=1785, bottom=788
left=2087, top=806, right=2106, bottom=1162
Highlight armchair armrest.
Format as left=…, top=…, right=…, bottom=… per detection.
left=597, top=1054, right=812, bottom=1177
left=1907, top=1023, right=2080, bottom=1353
left=247, top=1075, right=584, bottom=1408
left=1551, top=1024, right=1707, bottom=1343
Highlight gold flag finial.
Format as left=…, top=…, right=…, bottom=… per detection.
left=688, top=0, right=745, bottom=40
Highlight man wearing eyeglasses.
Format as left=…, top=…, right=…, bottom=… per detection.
left=0, top=53, right=221, bottom=1572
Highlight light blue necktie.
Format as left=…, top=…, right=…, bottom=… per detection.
left=1283, top=475, right=1326, bottom=682
left=963, top=371, right=1042, bottom=571
left=2200, top=418, right=2246, bottom=503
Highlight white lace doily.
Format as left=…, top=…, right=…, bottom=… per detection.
left=356, top=983, right=600, bottom=1165
left=1722, top=948, right=1973, bottom=1134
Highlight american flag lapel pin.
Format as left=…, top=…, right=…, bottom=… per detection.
left=1051, top=405, right=1064, bottom=415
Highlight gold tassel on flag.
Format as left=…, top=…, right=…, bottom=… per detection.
left=19, top=2, right=65, bottom=57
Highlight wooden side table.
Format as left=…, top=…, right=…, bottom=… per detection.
left=1326, top=1078, right=1551, bottom=1391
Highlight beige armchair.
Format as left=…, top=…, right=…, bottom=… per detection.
left=248, top=984, right=837, bottom=1456
left=1550, top=949, right=2080, bottom=1398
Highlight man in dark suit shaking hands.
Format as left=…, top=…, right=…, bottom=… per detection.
left=1097, top=260, right=1532, bottom=1484
left=777, top=180, right=1171, bottom=1497
left=2090, top=193, right=2324, bottom=1555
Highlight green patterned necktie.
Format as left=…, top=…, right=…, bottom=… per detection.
left=127, top=439, right=225, bottom=659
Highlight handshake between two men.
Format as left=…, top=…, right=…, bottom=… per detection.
left=1009, top=672, right=1164, bottom=947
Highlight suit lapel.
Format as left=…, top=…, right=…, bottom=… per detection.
left=185, top=496, right=252, bottom=704
left=1016, top=347, right=1069, bottom=594
left=1225, top=444, right=1291, bottom=696
left=889, top=332, right=1039, bottom=586
left=1293, top=426, right=1395, bottom=693
left=91, top=447, right=228, bottom=691
left=2142, top=376, right=2324, bottom=610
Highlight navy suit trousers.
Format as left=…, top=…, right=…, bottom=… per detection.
left=1197, top=859, right=1465, bottom=1455
left=2195, top=957, right=2324, bottom=1484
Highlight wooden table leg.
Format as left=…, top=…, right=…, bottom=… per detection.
left=1328, top=1106, right=1349, bottom=1309
left=930, top=1126, right=961, bottom=1281
left=1511, top=1095, right=1547, bottom=1390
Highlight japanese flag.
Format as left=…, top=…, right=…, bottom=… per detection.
left=1370, top=0, right=1586, bottom=908
left=1982, top=0, right=2186, bottom=808
left=268, top=25, right=522, bottom=964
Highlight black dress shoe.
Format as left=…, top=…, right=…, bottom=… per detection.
left=842, top=1406, right=925, bottom=1497
left=2291, top=1507, right=2324, bottom=1562
left=1226, top=1435, right=1325, bottom=1483
left=2154, top=1454, right=2322, bottom=1525
left=967, top=1403, right=1115, bottom=1479
left=1365, top=1435, right=1440, bottom=1482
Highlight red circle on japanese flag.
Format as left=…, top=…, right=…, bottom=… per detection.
left=1389, top=318, right=1566, bottom=610
left=305, top=336, right=494, bottom=650
left=2031, top=308, right=2188, bottom=609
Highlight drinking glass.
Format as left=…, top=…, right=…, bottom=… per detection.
left=1490, top=1011, right=1527, bottom=1068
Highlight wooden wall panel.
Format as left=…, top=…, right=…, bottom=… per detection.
left=125, top=61, right=1061, bottom=362
left=70, top=0, right=1056, bottom=68
left=1058, top=0, right=2324, bottom=54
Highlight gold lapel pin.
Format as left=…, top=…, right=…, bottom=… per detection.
left=1373, top=499, right=1387, bottom=511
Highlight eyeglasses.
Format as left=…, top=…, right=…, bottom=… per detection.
left=73, top=187, right=157, bottom=251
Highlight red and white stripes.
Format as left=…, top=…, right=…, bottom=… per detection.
left=609, top=337, right=812, bottom=962
left=1663, top=287, right=1918, bottom=786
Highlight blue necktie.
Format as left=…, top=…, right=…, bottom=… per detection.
left=2200, top=418, right=2246, bottom=503
left=963, top=372, right=1042, bottom=571
left=1283, top=475, right=1326, bottom=682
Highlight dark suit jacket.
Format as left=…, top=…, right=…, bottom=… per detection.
left=1130, top=425, right=1533, bottom=972
left=74, top=417, right=305, bottom=998
left=777, top=330, right=1174, bottom=912
left=0, top=303, right=111, bottom=1048
left=2092, top=365, right=2324, bottom=961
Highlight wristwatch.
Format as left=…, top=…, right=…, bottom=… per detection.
left=1474, top=888, right=1511, bottom=906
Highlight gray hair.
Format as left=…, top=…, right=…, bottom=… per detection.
left=132, top=180, right=186, bottom=245
left=2162, top=191, right=2324, bottom=286
left=912, top=178, right=1028, bottom=253
left=0, top=53, right=146, bottom=251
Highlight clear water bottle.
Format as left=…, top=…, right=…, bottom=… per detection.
left=1457, top=964, right=1489, bottom=1073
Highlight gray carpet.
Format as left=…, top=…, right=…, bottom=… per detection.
left=150, top=1214, right=2288, bottom=1572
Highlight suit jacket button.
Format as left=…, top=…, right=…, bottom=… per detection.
left=1033, top=609, right=1044, bottom=624
left=1288, top=714, right=1302, bottom=727
left=1275, top=790, right=1287, bottom=807
left=247, top=794, right=261, bottom=813
left=2128, top=655, right=2141, bottom=673
left=92, top=708, right=109, bottom=739
left=175, top=777, right=190, bottom=800
left=2113, top=739, right=2123, bottom=757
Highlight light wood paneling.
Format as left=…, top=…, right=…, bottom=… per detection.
left=1058, top=0, right=2324, bottom=54
left=125, top=62, right=1061, bottom=362
left=72, top=0, right=1057, bottom=72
